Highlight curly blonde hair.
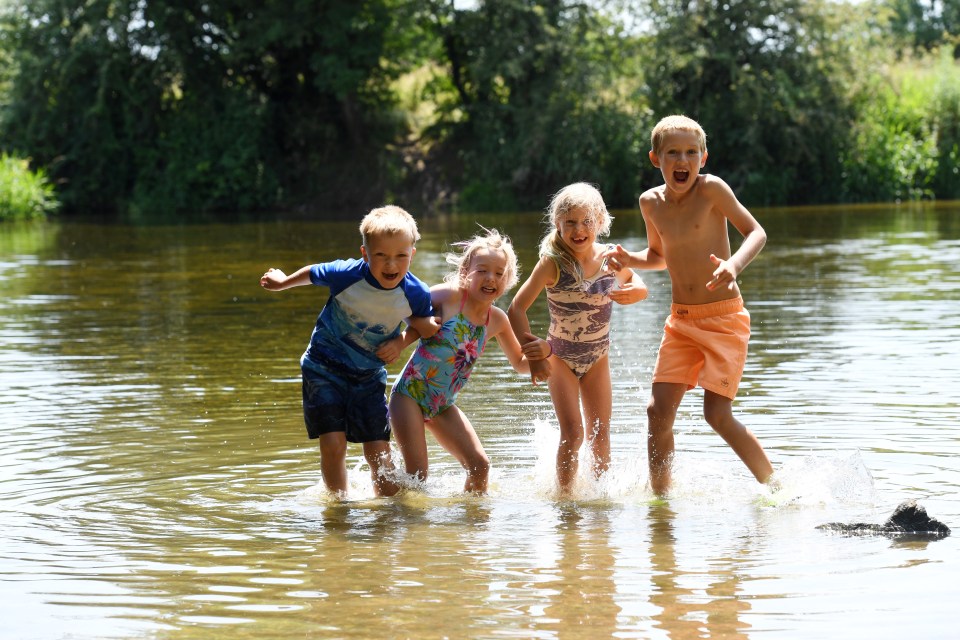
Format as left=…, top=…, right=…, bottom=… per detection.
left=444, top=227, right=519, bottom=296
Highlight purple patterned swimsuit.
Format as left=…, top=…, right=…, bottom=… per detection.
left=546, top=256, right=617, bottom=379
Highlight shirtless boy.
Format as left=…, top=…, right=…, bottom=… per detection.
left=607, top=115, right=774, bottom=495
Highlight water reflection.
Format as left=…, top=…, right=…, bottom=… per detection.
left=540, top=504, right=620, bottom=638
left=1, top=204, right=959, bottom=639
left=648, top=504, right=750, bottom=639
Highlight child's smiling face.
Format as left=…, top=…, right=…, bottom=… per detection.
left=557, top=207, right=598, bottom=255
left=360, top=233, right=416, bottom=289
left=650, top=129, right=708, bottom=195
left=465, top=248, right=508, bottom=302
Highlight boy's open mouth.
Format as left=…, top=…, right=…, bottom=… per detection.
left=382, top=272, right=399, bottom=281
left=673, top=170, right=689, bottom=184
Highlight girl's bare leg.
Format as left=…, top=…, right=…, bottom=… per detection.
left=428, top=406, right=490, bottom=493
left=548, top=362, right=586, bottom=493
left=646, top=382, right=686, bottom=496
left=703, top=390, right=773, bottom=483
left=579, top=355, right=613, bottom=479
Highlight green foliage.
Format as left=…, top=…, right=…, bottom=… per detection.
left=0, top=0, right=958, bottom=217
left=842, top=52, right=960, bottom=202
left=420, top=0, right=650, bottom=211
left=643, top=0, right=856, bottom=206
left=0, top=153, right=59, bottom=221
left=0, top=0, right=422, bottom=218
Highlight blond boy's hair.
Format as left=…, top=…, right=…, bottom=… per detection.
left=444, top=227, right=519, bottom=295
left=359, top=205, right=420, bottom=246
left=650, top=115, right=708, bottom=155
left=540, top=182, right=611, bottom=285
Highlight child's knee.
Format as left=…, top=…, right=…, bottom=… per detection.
left=319, top=436, right=347, bottom=459
left=702, top=396, right=734, bottom=429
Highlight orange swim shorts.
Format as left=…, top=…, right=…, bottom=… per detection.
left=652, top=297, right=750, bottom=400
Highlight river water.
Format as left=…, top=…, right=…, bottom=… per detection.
left=1, top=203, right=958, bottom=639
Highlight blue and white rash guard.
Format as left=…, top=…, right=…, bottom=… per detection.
left=301, top=258, right=433, bottom=374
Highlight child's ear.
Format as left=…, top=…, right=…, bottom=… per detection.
left=648, top=150, right=660, bottom=167
left=360, top=245, right=369, bottom=262
left=701, top=151, right=708, bottom=167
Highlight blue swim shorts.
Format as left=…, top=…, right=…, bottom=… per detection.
left=300, top=358, right=389, bottom=443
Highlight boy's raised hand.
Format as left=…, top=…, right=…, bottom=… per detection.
left=706, top=253, right=738, bottom=291
left=602, top=244, right=632, bottom=271
left=259, top=268, right=287, bottom=290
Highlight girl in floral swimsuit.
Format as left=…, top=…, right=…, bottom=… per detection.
left=508, top=183, right=649, bottom=495
left=390, top=228, right=537, bottom=493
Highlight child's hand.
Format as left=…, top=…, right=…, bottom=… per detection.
left=706, top=254, right=738, bottom=291
left=609, top=278, right=648, bottom=305
left=259, top=268, right=287, bottom=290
left=520, top=333, right=551, bottom=361
left=602, top=244, right=632, bottom=271
left=528, top=358, right=552, bottom=386
left=408, top=314, right=442, bottom=339
left=376, top=335, right=404, bottom=364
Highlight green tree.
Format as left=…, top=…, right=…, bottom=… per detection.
left=642, top=0, right=856, bottom=206
left=0, top=0, right=421, bottom=217
left=419, top=0, right=650, bottom=211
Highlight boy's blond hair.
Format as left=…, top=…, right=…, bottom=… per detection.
left=540, top=182, right=611, bottom=285
left=650, top=115, right=708, bottom=155
left=359, top=205, right=420, bottom=246
left=444, top=227, right=519, bottom=295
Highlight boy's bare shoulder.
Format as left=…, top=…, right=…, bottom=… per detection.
left=639, top=185, right=666, bottom=207
left=697, top=173, right=732, bottom=193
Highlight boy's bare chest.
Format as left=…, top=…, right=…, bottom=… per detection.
left=649, top=202, right=722, bottom=245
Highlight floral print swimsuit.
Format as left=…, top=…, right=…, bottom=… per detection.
left=392, top=292, right=490, bottom=420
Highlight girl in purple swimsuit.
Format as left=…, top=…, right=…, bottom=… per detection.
left=508, top=183, right=649, bottom=495
left=390, top=229, right=538, bottom=494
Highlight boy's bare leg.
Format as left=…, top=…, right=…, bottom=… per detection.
left=580, top=356, right=613, bottom=479
left=548, top=364, right=587, bottom=493
left=703, top=391, right=773, bottom=483
left=647, top=382, right=686, bottom=495
left=318, top=432, right=349, bottom=496
left=363, top=440, right=399, bottom=497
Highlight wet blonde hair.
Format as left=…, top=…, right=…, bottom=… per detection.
left=650, top=114, right=708, bottom=155
left=444, top=227, right=519, bottom=296
left=359, top=205, right=420, bottom=246
left=539, top=182, right=611, bottom=284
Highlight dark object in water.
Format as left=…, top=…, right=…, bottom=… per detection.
left=818, top=500, right=951, bottom=539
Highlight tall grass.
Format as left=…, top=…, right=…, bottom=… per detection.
left=0, top=153, right=59, bottom=221
left=842, top=50, right=960, bottom=202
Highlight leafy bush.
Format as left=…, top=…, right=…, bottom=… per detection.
left=841, top=52, right=959, bottom=202
left=0, top=154, right=58, bottom=221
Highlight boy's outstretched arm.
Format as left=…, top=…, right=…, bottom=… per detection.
left=704, top=176, right=767, bottom=291
left=603, top=244, right=666, bottom=272
left=260, top=266, right=312, bottom=291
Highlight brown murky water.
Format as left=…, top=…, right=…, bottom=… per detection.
left=1, top=203, right=958, bottom=639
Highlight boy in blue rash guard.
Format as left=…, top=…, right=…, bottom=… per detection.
left=260, top=206, right=439, bottom=498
